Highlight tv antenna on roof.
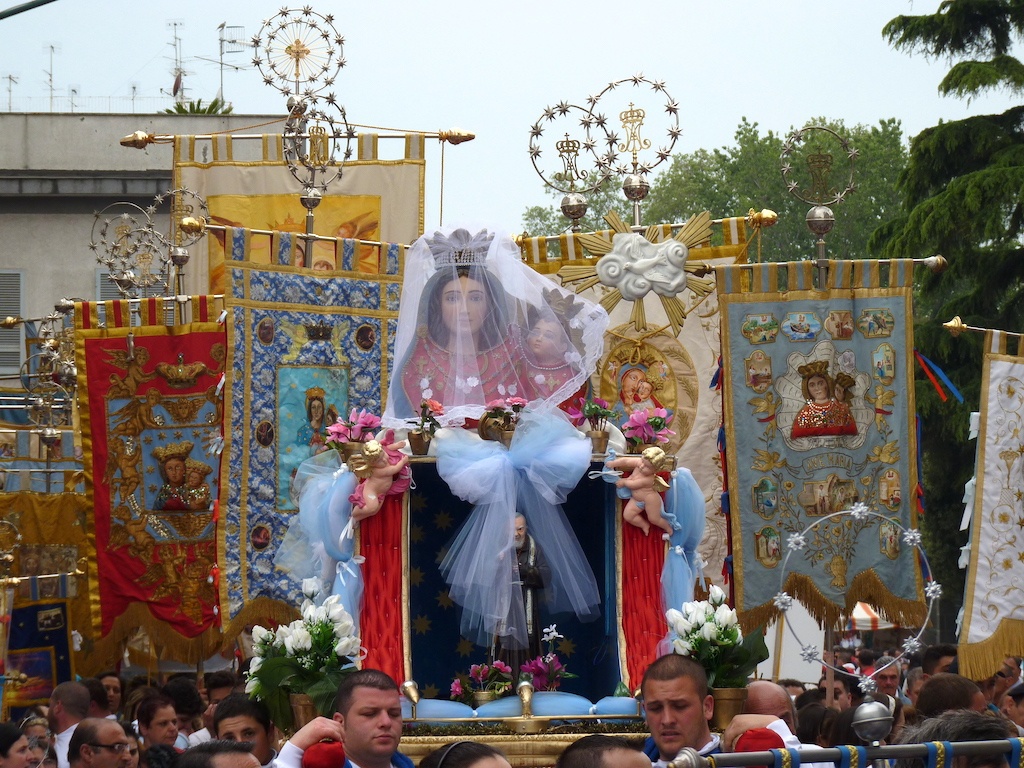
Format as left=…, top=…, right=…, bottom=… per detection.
left=4, top=74, right=17, bottom=112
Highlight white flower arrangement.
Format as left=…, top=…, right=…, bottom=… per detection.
left=244, top=591, right=361, bottom=733
left=665, top=584, right=768, bottom=688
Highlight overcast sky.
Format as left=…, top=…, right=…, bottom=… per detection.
left=1, top=0, right=1018, bottom=233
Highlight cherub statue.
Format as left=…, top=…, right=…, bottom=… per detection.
left=605, top=446, right=674, bottom=537
left=347, top=432, right=411, bottom=521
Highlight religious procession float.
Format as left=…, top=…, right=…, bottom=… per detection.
left=0, top=5, right=1020, bottom=767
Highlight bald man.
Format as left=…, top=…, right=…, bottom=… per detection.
left=728, top=681, right=833, bottom=768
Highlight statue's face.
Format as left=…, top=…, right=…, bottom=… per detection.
left=514, top=516, right=527, bottom=549
left=527, top=318, right=567, bottom=364
left=440, top=275, right=487, bottom=340
left=310, top=398, right=325, bottom=421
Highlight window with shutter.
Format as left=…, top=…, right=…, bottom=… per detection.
left=0, top=272, right=23, bottom=376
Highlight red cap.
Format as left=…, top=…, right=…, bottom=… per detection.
left=734, top=727, right=785, bottom=768
left=301, top=740, right=346, bottom=768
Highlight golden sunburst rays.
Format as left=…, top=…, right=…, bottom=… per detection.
left=558, top=210, right=715, bottom=335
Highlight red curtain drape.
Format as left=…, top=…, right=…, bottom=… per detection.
left=359, top=494, right=406, bottom=682
left=621, top=520, right=666, bottom=689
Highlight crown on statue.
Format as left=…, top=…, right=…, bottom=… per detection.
left=153, top=440, right=194, bottom=463
left=427, top=228, right=493, bottom=268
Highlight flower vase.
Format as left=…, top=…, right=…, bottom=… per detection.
left=630, top=442, right=654, bottom=454
left=408, top=430, right=431, bottom=456
left=473, top=690, right=498, bottom=708
left=289, top=693, right=318, bottom=733
left=709, top=687, right=748, bottom=732
left=586, top=430, right=609, bottom=454
left=500, top=429, right=516, bottom=448
left=338, top=441, right=363, bottom=461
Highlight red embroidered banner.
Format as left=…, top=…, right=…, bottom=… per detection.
left=76, top=299, right=226, bottom=661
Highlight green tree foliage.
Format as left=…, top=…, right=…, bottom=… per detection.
left=873, top=0, right=1024, bottom=621
left=161, top=98, right=234, bottom=115
left=521, top=117, right=907, bottom=265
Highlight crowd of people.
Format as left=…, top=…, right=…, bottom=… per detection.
left=1, top=645, right=1020, bottom=768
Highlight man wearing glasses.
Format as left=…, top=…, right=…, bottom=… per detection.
left=67, top=719, right=133, bottom=768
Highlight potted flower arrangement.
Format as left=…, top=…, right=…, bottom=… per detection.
left=407, top=398, right=443, bottom=455
left=664, top=584, right=768, bottom=730
left=622, top=407, right=674, bottom=452
left=479, top=397, right=528, bottom=446
left=567, top=395, right=616, bottom=453
left=449, top=659, right=514, bottom=707
left=519, top=624, right=577, bottom=691
left=244, top=582, right=362, bottom=734
left=326, top=408, right=381, bottom=460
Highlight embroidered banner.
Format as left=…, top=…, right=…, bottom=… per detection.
left=174, top=132, right=424, bottom=294
left=958, top=331, right=1024, bottom=679
left=716, top=260, right=925, bottom=629
left=219, top=230, right=402, bottom=637
left=76, top=297, right=226, bottom=663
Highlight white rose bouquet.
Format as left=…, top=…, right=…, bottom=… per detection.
left=245, top=583, right=362, bottom=733
left=665, top=584, right=768, bottom=689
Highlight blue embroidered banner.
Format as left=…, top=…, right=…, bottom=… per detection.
left=219, top=228, right=403, bottom=635
left=716, top=260, right=925, bottom=629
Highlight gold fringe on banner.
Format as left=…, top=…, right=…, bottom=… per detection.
left=219, top=596, right=300, bottom=644
left=740, top=568, right=928, bottom=634
left=87, top=603, right=227, bottom=672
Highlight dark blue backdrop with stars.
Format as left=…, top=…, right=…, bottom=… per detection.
left=408, top=464, right=619, bottom=701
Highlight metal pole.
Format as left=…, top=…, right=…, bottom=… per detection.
left=0, top=0, right=58, bottom=21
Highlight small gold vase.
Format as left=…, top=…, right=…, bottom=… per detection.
left=587, top=430, right=609, bottom=454
left=338, top=441, right=364, bottom=461
left=289, top=692, right=318, bottom=733
left=408, top=430, right=431, bottom=456
left=709, top=686, right=748, bottom=732
left=472, top=690, right=497, bottom=708
left=500, top=429, right=516, bottom=448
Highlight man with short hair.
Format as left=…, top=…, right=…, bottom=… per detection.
left=874, top=656, right=907, bottom=703
left=50, top=681, right=92, bottom=768
left=190, top=671, right=240, bottom=746
left=277, top=669, right=413, bottom=768
left=735, top=681, right=835, bottom=768
left=83, top=680, right=113, bottom=720
left=921, top=643, right=957, bottom=676
left=212, top=694, right=277, bottom=767
left=97, top=672, right=123, bottom=717
left=67, top=718, right=133, bottom=768
left=556, top=734, right=650, bottom=768
left=640, top=654, right=717, bottom=764
left=1001, top=680, right=1024, bottom=731
left=176, top=741, right=260, bottom=768
left=894, top=709, right=1015, bottom=768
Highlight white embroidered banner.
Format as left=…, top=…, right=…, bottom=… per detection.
left=959, top=330, right=1024, bottom=679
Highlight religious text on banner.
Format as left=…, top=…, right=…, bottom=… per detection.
left=76, top=298, right=226, bottom=662
left=958, top=331, right=1024, bottom=679
left=717, top=260, right=925, bottom=629
left=218, top=228, right=402, bottom=637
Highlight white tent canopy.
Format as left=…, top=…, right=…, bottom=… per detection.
left=846, top=602, right=896, bottom=631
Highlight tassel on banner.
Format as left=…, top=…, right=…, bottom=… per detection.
left=710, top=356, right=723, bottom=390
